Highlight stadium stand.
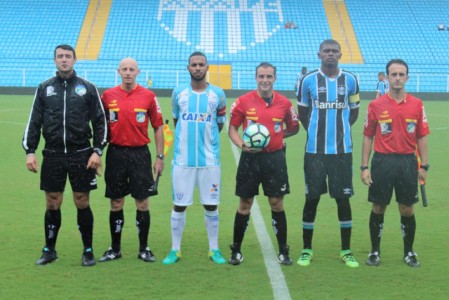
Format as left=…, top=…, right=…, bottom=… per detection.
left=0, top=0, right=448, bottom=92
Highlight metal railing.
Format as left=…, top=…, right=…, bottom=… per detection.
left=2, top=68, right=449, bottom=93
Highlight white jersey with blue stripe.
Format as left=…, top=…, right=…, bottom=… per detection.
left=172, top=83, right=226, bottom=167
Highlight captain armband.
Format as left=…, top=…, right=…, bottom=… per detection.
left=349, top=93, right=360, bottom=103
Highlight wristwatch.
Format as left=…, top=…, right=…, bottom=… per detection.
left=156, top=154, right=164, bottom=160
left=360, top=166, right=369, bottom=171
left=420, top=164, right=430, bottom=171
left=93, top=148, right=103, bottom=157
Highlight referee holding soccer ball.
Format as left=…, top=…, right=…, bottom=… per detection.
left=228, top=62, right=299, bottom=265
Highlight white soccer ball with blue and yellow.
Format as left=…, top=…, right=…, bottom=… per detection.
left=242, top=123, right=270, bottom=149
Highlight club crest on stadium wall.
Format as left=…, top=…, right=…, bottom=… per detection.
left=157, top=0, right=284, bottom=58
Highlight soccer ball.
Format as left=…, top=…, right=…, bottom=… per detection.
left=242, top=123, right=270, bottom=149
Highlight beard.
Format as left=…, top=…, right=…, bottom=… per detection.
left=190, top=72, right=206, bottom=82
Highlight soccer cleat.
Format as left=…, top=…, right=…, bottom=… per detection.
left=137, top=247, right=156, bottom=262
left=35, top=247, right=58, bottom=265
left=228, top=244, right=243, bottom=265
left=162, top=250, right=181, bottom=265
left=209, top=249, right=226, bottom=264
left=340, top=250, right=359, bottom=268
left=297, top=249, right=313, bottom=266
left=366, top=251, right=381, bottom=267
left=278, top=246, right=293, bottom=265
left=404, top=252, right=420, bottom=267
left=82, top=248, right=96, bottom=267
left=99, top=247, right=122, bottom=262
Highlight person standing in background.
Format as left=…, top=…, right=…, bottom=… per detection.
left=295, top=66, right=307, bottom=95
left=376, top=71, right=389, bottom=98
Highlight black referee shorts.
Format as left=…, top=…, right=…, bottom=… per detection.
left=235, top=150, right=290, bottom=198
left=40, top=148, right=97, bottom=193
left=105, top=144, right=155, bottom=200
left=368, top=152, right=419, bottom=206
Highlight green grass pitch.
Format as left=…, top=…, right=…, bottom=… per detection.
left=0, top=94, right=448, bottom=299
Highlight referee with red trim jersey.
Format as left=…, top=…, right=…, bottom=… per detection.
left=361, top=58, right=430, bottom=267
left=99, top=57, right=164, bottom=263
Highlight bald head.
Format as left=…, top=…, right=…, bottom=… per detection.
left=119, top=57, right=138, bottom=70
left=118, top=57, right=140, bottom=91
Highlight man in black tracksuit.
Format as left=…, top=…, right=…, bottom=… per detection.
left=22, top=44, right=107, bottom=266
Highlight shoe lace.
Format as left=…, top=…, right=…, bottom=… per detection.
left=342, top=253, right=356, bottom=262
left=213, top=250, right=223, bottom=257
left=231, top=252, right=241, bottom=260
left=300, top=252, right=312, bottom=260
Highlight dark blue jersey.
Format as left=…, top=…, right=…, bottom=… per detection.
left=298, top=68, right=360, bottom=154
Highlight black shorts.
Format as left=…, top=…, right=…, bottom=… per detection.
left=105, top=144, right=155, bottom=200
left=235, top=150, right=290, bottom=198
left=303, top=153, right=354, bottom=199
left=368, top=152, right=418, bottom=206
left=40, top=148, right=97, bottom=193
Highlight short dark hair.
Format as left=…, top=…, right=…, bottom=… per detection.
left=255, top=62, right=276, bottom=76
left=319, top=39, right=341, bottom=51
left=378, top=71, right=385, bottom=76
left=188, top=51, right=208, bottom=64
left=386, top=59, right=409, bottom=75
left=54, top=44, right=76, bottom=59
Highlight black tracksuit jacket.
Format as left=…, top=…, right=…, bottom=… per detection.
left=22, top=71, right=107, bottom=155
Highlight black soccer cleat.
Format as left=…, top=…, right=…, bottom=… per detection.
left=99, top=247, right=122, bottom=262
left=82, top=248, right=96, bottom=267
left=137, top=247, right=156, bottom=262
left=228, top=244, right=244, bottom=265
left=404, top=252, right=420, bottom=268
left=366, top=251, right=381, bottom=267
left=36, top=247, right=58, bottom=265
left=278, top=246, right=293, bottom=265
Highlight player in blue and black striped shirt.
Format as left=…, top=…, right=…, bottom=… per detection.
left=296, top=39, right=360, bottom=268
left=375, top=71, right=389, bottom=98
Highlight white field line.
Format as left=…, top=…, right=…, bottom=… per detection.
left=226, top=121, right=292, bottom=300
left=0, top=121, right=25, bottom=126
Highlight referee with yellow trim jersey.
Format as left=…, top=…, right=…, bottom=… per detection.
left=100, top=57, right=164, bottom=263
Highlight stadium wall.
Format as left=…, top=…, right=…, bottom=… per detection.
left=1, top=87, right=448, bottom=101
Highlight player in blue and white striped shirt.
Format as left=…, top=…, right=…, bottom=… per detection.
left=296, top=39, right=360, bottom=268
left=163, top=51, right=227, bottom=265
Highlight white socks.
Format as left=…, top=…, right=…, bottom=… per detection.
left=205, top=209, right=219, bottom=250
left=170, top=210, right=186, bottom=250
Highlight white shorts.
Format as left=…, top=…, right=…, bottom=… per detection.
left=171, top=165, right=221, bottom=206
